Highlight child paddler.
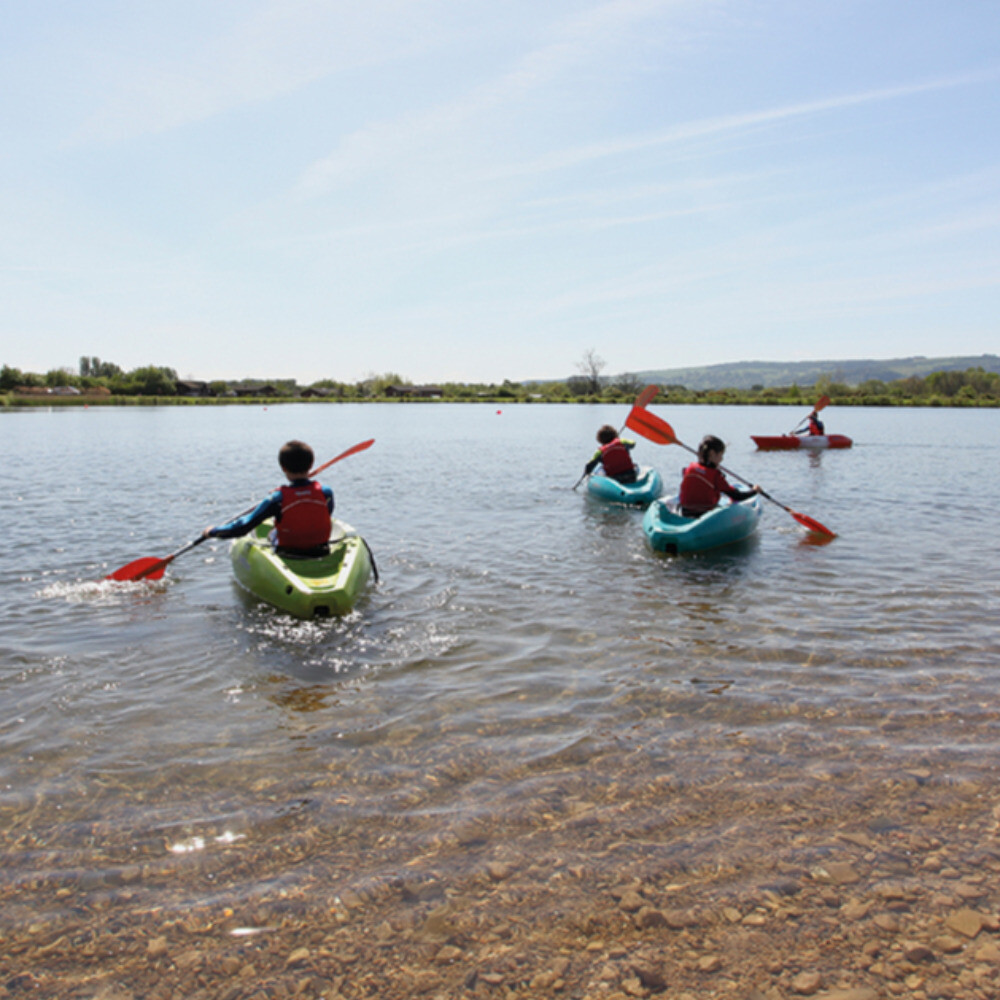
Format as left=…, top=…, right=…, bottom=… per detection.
left=203, top=440, right=334, bottom=556
left=583, top=424, right=639, bottom=484
left=678, top=435, right=760, bottom=518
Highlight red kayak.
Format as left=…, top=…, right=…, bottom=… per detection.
left=752, top=434, right=853, bottom=450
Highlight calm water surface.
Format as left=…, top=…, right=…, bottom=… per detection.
left=1, top=403, right=998, bottom=924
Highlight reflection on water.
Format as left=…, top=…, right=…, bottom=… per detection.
left=1, top=403, right=999, bottom=960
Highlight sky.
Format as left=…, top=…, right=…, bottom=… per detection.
left=2, top=1, right=999, bottom=385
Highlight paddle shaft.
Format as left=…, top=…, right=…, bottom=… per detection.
left=709, top=455, right=833, bottom=533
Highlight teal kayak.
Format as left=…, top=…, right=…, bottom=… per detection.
left=230, top=519, right=373, bottom=618
left=586, top=466, right=663, bottom=505
left=643, top=495, right=762, bottom=555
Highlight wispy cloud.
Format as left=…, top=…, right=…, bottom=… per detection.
left=72, top=0, right=457, bottom=144
left=295, top=0, right=688, bottom=196
left=487, top=68, right=1000, bottom=178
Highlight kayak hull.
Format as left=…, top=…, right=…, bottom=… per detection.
left=230, top=519, right=373, bottom=618
left=586, top=466, right=663, bottom=505
left=643, top=495, right=762, bottom=555
left=752, top=434, right=853, bottom=450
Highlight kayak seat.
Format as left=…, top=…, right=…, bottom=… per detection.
left=275, top=543, right=330, bottom=559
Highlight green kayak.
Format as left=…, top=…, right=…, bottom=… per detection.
left=229, top=519, right=374, bottom=618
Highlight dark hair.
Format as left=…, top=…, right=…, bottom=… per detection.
left=279, top=439, right=314, bottom=475
left=697, top=434, right=725, bottom=464
left=596, top=424, right=618, bottom=445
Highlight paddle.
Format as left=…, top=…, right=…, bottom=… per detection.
left=624, top=409, right=837, bottom=538
left=573, top=385, right=660, bottom=490
left=790, top=395, right=830, bottom=433
left=106, top=538, right=207, bottom=583
left=308, top=438, right=375, bottom=477
left=105, top=438, right=377, bottom=582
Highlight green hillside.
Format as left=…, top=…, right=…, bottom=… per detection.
left=631, top=354, right=1000, bottom=390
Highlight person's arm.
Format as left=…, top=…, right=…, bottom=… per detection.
left=718, top=470, right=759, bottom=503
left=721, top=482, right=759, bottom=503
left=204, top=491, right=281, bottom=539
left=583, top=448, right=602, bottom=475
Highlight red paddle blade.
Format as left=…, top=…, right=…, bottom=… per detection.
left=309, top=438, right=375, bottom=477
left=625, top=406, right=676, bottom=445
left=814, top=395, right=830, bottom=412
left=106, top=556, right=168, bottom=582
left=634, top=385, right=659, bottom=408
left=791, top=510, right=836, bottom=538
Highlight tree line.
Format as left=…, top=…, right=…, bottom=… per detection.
left=2, top=357, right=999, bottom=406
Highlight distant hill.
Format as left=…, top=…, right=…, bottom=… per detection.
left=628, top=354, right=1000, bottom=391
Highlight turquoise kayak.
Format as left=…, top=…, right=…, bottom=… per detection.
left=586, top=466, right=663, bottom=505
left=643, top=495, right=762, bottom=555
left=229, top=518, right=373, bottom=618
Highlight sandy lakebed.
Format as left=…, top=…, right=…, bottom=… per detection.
left=4, top=738, right=1000, bottom=1000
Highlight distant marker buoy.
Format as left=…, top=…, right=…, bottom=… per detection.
left=496, top=409, right=502, bottom=415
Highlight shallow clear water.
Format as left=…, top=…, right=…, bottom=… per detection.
left=1, top=402, right=998, bottom=925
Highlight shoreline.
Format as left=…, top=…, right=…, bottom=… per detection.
left=3, top=395, right=998, bottom=409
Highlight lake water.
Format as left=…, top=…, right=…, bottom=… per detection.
left=2, top=401, right=999, bottom=994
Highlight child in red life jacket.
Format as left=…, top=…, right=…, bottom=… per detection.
left=678, top=435, right=760, bottom=518
left=799, top=410, right=825, bottom=435
left=583, top=424, right=638, bottom=484
left=202, top=440, right=334, bottom=555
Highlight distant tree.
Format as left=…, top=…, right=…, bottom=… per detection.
left=925, top=370, right=965, bottom=398
left=858, top=379, right=887, bottom=395
left=441, top=383, right=477, bottom=399
left=892, top=375, right=926, bottom=398
left=45, top=367, right=77, bottom=387
left=1, top=365, right=26, bottom=390
left=614, top=372, right=643, bottom=397
left=360, top=372, right=408, bottom=396
left=538, top=380, right=571, bottom=400
left=576, top=349, right=606, bottom=395
left=81, top=356, right=122, bottom=378
left=965, top=367, right=1000, bottom=398
left=112, top=365, right=178, bottom=396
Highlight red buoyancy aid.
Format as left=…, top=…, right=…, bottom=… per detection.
left=678, top=462, right=728, bottom=513
left=599, top=438, right=634, bottom=478
left=275, top=482, right=331, bottom=549
left=807, top=416, right=824, bottom=435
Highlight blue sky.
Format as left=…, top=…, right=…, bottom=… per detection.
left=3, top=1, right=998, bottom=384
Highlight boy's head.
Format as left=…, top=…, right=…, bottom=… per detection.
left=279, top=440, right=314, bottom=477
left=596, top=424, right=618, bottom=445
